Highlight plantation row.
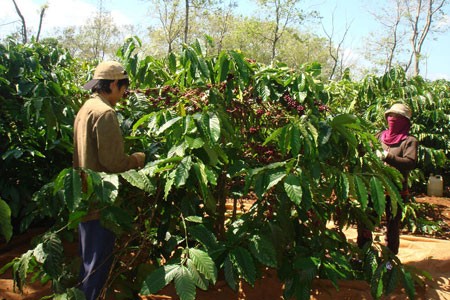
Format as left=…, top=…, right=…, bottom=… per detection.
left=0, top=36, right=449, bottom=299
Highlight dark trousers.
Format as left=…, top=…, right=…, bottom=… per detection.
left=357, top=196, right=403, bottom=254
left=78, top=220, right=116, bottom=300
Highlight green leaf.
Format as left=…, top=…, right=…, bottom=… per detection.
left=174, top=265, right=196, bottom=300
left=290, top=125, right=301, bottom=156
left=249, top=234, right=277, bottom=268
left=380, top=174, right=402, bottom=216
left=168, top=52, right=177, bottom=73
left=267, top=170, right=287, bottom=191
left=370, top=265, right=385, bottom=299
left=370, top=177, right=385, bottom=216
left=185, top=216, right=203, bottom=223
left=0, top=198, right=13, bottom=242
left=164, top=174, right=175, bottom=199
left=294, top=278, right=312, bottom=300
left=140, top=264, right=179, bottom=295
left=331, top=113, right=358, bottom=126
left=189, top=224, right=219, bottom=251
left=13, top=250, right=34, bottom=293
left=186, top=259, right=208, bottom=290
left=224, top=255, right=237, bottom=291
left=185, top=136, right=204, bottom=149
left=63, top=169, right=82, bottom=212
left=188, top=248, right=217, bottom=283
left=230, top=50, right=249, bottom=83
left=53, top=168, right=72, bottom=195
left=193, top=161, right=215, bottom=212
left=216, top=51, right=229, bottom=83
left=33, top=243, right=46, bottom=264
left=157, top=116, right=182, bottom=135
left=230, top=246, right=256, bottom=286
left=174, top=156, right=193, bottom=188
left=293, top=256, right=320, bottom=273
left=334, top=124, right=358, bottom=147
left=101, top=206, right=133, bottom=235
left=401, top=268, right=416, bottom=300
left=384, top=265, right=400, bottom=294
left=336, top=173, right=349, bottom=200
left=93, top=173, right=119, bottom=204
left=121, top=169, right=156, bottom=195
left=41, top=233, right=64, bottom=278
left=208, top=113, right=221, bottom=143
left=322, top=262, right=346, bottom=289
left=354, top=175, right=369, bottom=209
left=284, top=174, right=303, bottom=206
left=53, top=287, right=86, bottom=300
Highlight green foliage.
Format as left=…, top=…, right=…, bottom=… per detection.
left=7, top=232, right=66, bottom=294
left=1, top=37, right=448, bottom=299
left=0, top=38, right=81, bottom=232
left=0, top=197, right=13, bottom=241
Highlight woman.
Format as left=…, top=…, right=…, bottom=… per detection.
left=358, top=103, right=418, bottom=254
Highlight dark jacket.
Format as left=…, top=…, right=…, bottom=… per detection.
left=376, top=132, right=418, bottom=192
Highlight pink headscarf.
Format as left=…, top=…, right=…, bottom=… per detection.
left=381, top=115, right=411, bottom=145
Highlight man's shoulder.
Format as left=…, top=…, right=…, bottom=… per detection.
left=82, top=95, right=114, bottom=114
left=406, top=135, right=418, bottom=143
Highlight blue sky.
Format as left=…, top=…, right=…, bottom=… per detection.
left=1, top=0, right=449, bottom=80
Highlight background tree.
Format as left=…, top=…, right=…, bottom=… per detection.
left=157, top=0, right=184, bottom=53
left=366, top=0, right=449, bottom=76
left=201, top=0, right=237, bottom=55
left=55, top=0, right=135, bottom=60
left=11, top=0, right=48, bottom=43
left=322, top=7, right=352, bottom=80
left=365, top=0, right=405, bottom=74
left=254, top=0, right=311, bottom=63
left=11, top=0, right=27, bottom=43
left=404, top=0, right=448, bottom=76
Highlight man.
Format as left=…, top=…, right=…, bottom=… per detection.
left=73, top=61, right=145, bottom=299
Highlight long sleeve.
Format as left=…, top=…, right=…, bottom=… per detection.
left=384, top=137, right=418, bottom=173
left=95, top=110, right=138, bottom=173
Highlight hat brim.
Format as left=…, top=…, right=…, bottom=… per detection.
left=385, top=108, right=410, bottom=119
left=83, top=79, right=99, bottom=90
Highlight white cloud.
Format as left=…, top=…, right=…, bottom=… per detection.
left=44, top=0, right=97, bottom=28
left=0, top=0, right=134, bottom=38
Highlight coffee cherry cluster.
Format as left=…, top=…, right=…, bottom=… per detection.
left=282, top=92, right=305, bottom=116
left=314, top=100, right=329, bottom=112
left=243, top=142, right=282, bottom=164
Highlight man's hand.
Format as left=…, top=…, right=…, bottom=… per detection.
left=131, top=152, right=146, bottom=169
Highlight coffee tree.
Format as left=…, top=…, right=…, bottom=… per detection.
left=1, top=36, right=448, bottom=300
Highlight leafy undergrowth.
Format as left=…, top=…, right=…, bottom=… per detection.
left=406, top=194, right=450, bottom=240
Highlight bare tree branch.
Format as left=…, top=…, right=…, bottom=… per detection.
left=322, top=7, right=352, bottom=80
left=36, top=4, right=48, bottom=42
left=12, top=0, right=27, bottom=43
left=405, top=0, right=447, bottom=76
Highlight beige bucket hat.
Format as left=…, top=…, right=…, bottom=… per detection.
left=384, top=103, right=412, bottom=119
left=83, top=61, right=128, bottom=90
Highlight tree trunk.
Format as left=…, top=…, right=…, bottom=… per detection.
left=405, top=0, right=446, bottom=76
left=12, top=0, right=27, bottom=43
left=184, top=0, right=189, bottom=44
left=214, top=172, right=228, bottom=240
left=36, top=6, right=47, bottom=43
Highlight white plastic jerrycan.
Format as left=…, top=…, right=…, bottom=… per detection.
left=427, top=174, right=444, bottom=197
